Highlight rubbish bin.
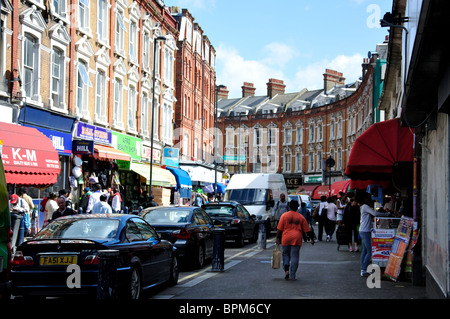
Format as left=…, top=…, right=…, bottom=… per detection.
left=97, top=249, right=120, bottom=299
left=211, top=228, right=225, bottom=272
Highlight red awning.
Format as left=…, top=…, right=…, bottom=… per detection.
left=0, top=122, right=60, bottom=186
left=345, top=118, right=414, bottom=188
left=311, top=185, right=330, bottom=200
left=94, top=144, right=131, bottom=161
left=296, top=185, right=319, bottom=197
left=330, top=180, right=351, bottom=197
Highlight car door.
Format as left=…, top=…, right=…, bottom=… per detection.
left=132, top=217, right=170, bottom=285
left=123, top=219, right=153, bottom=285
left=237, top=205, right=253, bottom=239
left=195, top=209, right=214, bottom=257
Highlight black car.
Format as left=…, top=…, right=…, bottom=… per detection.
left=202, top=202, right=258, bottom=247
left=140, top=206, right=214, bottom=269
left=11, top=214, right=178, bottom=299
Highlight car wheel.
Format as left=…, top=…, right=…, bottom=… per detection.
left=235, top=231, right=245, bottom=247
left=129, top=267, right=142, bottom=300
left=169, top=256, right=179, bottom=286
left=194, top=244, right=205, bottom=268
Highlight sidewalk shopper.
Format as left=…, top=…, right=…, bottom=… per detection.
left=343, top=197, right=361, bottom=252
left=51, top=196, right=76, bottom=220
left=91, top=194, right=113, bottom=214
left=316, top=196, right=328, bottom=241
left=272, top=193, right=289, bottom=227
left=276, top=200, right=315, bottom=280
left=358, top=193, right=391, bottom=277
left=325, top=197, right=337, bottom=241
left=44, top=192, right=58, bottom=227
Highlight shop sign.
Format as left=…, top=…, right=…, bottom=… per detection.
left=72, top=140, right=94, bottom=155
left=27, top=126, right=72, bottom=156
left=141, top=144, right=161, bottom=163
left=111, top=132, right=141, bottom=161
left=284, top=176, right=301, bottom=188
left=76, top=122, right=111, bottom=145
left=163, top=147, right=179, bottom=167
left=304, top=175, right=322, bottom=183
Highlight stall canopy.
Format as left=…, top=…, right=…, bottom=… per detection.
left=344, top=118, right=414, bottom=189
left=311, top=185, right=330, bottom=200
left=330, top=180, right=351, bottom=197
left=296, top=185, right=319, bottom=197
left=130, top=162, right=176, bottom=188
left=94, top=144, right=131, bottom=162
left=164, top=166, right=192, bottom=198
left=202, top=182, right=226, bottom=194
left=0, top=122, right=60, bottom=186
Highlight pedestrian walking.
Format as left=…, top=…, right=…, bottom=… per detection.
left=325, top=197, right=337, bottom=241
left=109, top=186, right=122, bottom=213
left=44, top=192, right=58, bottom=227
left=336, top=191, right=347, bottom=226
left=299, top=202, right=312, bottom=242
left=10, top=194, right=30, bottom=245
left=91, top=194, right=113, bottom=214
left=86, top=184, right=103, bottom=213
left=343, top=197, right=361, bottom=252
left=18, top=187, right=34, bottom=211
left=51, top=196, right=76, bottom=220
left=272, top=193, right=289, bottom=227
left=276, top=200, right=315, bottom=281
left=315, top=195, right=328, bottom=241
left=358, top=193, right=391, bottom=277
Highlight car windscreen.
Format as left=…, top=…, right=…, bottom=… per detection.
left=223, top=189, right=267, bottom=205
left=35, top=218, right=120, bottom=240
left=203, top=206, right=235, bottom=217
left=144, top=209, right=191, bottom=224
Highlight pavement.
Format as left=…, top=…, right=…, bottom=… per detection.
left=162, top=223, right=428, bottom=300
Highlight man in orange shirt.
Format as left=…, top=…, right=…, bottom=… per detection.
left=276, top=200, right=315, bottom=280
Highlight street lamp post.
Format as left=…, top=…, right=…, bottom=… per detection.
left=214, top=85, right=225, bottom=200
left=149, top=36, right=166, bottom=198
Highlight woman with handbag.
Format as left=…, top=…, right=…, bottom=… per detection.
left=276, top=200, right=315, bottom=280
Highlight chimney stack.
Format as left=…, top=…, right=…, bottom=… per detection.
left=323, top=69, right=345, bottom=93
left=267, top=78, right=286, bottom=98
left=217, top=86, right=229, bottom=100
left=242, top=82, right=256, bottom=98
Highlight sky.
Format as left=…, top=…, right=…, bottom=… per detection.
left=163, top=0, right=393, bottom=98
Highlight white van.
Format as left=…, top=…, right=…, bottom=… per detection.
left=223, top=173, right=287, bottom=233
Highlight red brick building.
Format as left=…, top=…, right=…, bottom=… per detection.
left=217, top=64, right=375, bottom=191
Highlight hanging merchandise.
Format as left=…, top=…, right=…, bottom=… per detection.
left=72, top=166, right=82, bottom=178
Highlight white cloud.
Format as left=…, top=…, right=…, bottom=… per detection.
left=216, top=44, right=285, bottom=98
left=292, top=53, right=364, bottom=91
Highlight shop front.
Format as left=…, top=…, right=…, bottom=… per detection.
left=72, top=122, right=131, bottom=208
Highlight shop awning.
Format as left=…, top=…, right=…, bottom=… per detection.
left=130, top=162, right=176, bottom=188
left=202, top=182, right=226, bottom=194
left=296, top=185, right=319, bottom=197
left=311, top=185, right=330, bottom=200
left=345, top=118, right=414, bottom=189
left=329, top=180, right=351, bottom=197
left=0, top=122, right=60, bottom=186
left=164, top=166, right=192, bottom=198
left=94, top=144, right=131, bottom=161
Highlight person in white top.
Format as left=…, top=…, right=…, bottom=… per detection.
left=91, top=194, right=112, bottom=214
left=87, top=184, right=103, bottom=213
left=44, top=192, right=58, bottom=226
left=325, top=197, right=338, bottom=242
left=336, top=192, right=348, bottom=226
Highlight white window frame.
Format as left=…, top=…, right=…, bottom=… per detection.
left=127, top=84, right=137, bottom=132
left=114, top=8, right=126, bottom=57
left=76, top=58, right=92, bottom=120
left=96, top=0, right=109, bottom=46
left=295, top=126, right=303, bottom=145
left=308, top=152, right=314, bottom=172
left=95, top=69, right=108, bottom=124
left=78, top=0, right=92, bottom=36
left=113, top=77, right=124, bottom=129
left=141, top=90, right=149, bottom=137
left=284, top=127, right=292, bottom=145
left=129, top=19, right=138, bottom=64
left=50, top=46, right=65, bottom=109
left=283, top=151, right=291, bottom=173
left=295, top=152, right=302, bottom=173
left=22, top=30, right=42, bottom=106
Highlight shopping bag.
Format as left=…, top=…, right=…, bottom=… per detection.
left=271, top=244, right=282, bottom=269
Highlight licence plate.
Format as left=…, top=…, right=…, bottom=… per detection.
left=40, top=255, right=77, bottom=266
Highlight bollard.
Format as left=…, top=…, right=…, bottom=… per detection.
left=211, top=228, right=225, bottom=272
left=97, top=249, right=120, bottom=299
left=257, top=222, right=266, bottom=249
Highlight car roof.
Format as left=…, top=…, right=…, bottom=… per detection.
left=54, top=213, right=134, bottom=221
left=140, top=206, right=197, bottom=215
left=203, top=201, right=240, bottom=206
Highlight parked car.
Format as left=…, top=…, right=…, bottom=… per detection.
left=202, top=202, right=258, bottom=247
left=140, top=206, right=214, bottom=269
left=11, top=214, right=178, bottom=299
left=288, top=194, right=312, bottom=210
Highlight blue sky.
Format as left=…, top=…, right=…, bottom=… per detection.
left=164, top=0, right=393, bottom=97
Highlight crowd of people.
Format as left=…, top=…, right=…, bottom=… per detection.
left=272, top=190, right=398, bottom=280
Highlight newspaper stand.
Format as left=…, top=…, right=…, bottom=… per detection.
left=371, top=217, right=401, bottom=268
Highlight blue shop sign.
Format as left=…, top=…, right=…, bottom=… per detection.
left=163, top=147, right=179, bottom=167
left=72, top=140, right=94, bottom=155
left=25, top=125, right=72, bottom=156
left=76, top=122, right=112, bottom=145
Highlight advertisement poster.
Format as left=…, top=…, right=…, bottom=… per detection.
left=372, top=228, right=396, bottom=267
left=384, top=216, right=414, bottom=281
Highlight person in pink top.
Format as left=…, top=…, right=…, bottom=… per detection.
left=276, top=200, right=315, bottom=280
